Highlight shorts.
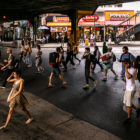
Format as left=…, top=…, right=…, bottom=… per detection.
left=104, top=63, right=113, bottom=70
left=123, top=90, right=136, bottom=107
left=52, top=67, right=61, bottom=75
left=35, top=59, right=42, bottom=67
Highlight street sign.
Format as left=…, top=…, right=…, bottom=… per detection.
left=82, top=15, right=99, bottom=22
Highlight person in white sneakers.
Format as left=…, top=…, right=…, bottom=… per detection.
left=123, top=59, right=140, bottom=123
left=102, top=46, right=118, bottom=81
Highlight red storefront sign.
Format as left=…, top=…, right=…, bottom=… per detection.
left=82, top=15, right=99, bottom=22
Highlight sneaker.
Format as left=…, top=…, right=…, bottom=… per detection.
left=73, top=65, right=76, bottom=69
left=93, top=80, right=97, bottom=87
left=27, top=65, right=32, bottom=68
left=114, top=75, right=118, bottom=80
left=92, top=71, right=95, bottom=74
left=101, top=69, right=104, bottom=72
left=83, top=84, right=90, bottom=89
left=102, top=77, right=107, bottom=81
left=0, top=86, right=5, bottom=89
left=63, top=69, right=67, bottom=72
left=136, top=109, right=140, bottom=118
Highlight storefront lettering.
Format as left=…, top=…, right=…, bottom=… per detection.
left=110, top=13, right=130, bottom=21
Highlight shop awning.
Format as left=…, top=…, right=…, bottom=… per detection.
left=38, top=26, right=49, bottom=30
left=78, top=21, right=104, bottom=27
left=105, top=20, right=135, bottom=26
left=46, top=22, right=71, bottom=27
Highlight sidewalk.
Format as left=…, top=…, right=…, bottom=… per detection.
left=0, top=41, right=140, bottom=48
left=40, top=41, right=140, bottom=48
left=0, top=87, right=121, bottom=140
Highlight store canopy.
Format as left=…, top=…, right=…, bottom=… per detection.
left=38, top=26, right=49, bottom=30
left=0, top=0, right=139, bottom=21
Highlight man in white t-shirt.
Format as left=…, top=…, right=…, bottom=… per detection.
left=123, top=59, right=140, bottom=123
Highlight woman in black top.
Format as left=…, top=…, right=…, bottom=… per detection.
left=135, top=56, right=140, bottom=98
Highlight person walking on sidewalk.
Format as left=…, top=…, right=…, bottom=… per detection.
left=59, top=46, right=67, bottom=72
left=0, top=48, right=15, bottom=88
left=19, top=40, right=26, bottom=63
left=118, top=46, right=135, bottom=81
left=92, top=46, right=103, bottom=73
left=73, top=43, right=81, bottom=64
left=35, top=45, right=44, bottom=73
left=82, top=47, right=97, bottom=89
left=48, top=47, right=68, bottom=88
left=102, top=42, right=108, bottom=54
left=25, top=41, right=32, bottom=68
left=66, top=43, right=75, bottom=69
left=135, top=56, right=140, bottom=99
left=102, top=46, right=118, bottom=81
left=123, top=59, right=140, bottom=123
left=0, top=70, right=33, bottom=130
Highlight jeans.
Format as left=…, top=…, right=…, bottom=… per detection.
left=85, top=69, right=95, bottom=84
left=25, top=54, right=32, bottom=66
left=66, top=53, right=75, bottom=66
left=2, top=69, right=13, bottom=87
left=92, top=59, right=103, bottom=71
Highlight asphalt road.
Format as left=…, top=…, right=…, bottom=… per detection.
left=0, top=45, right=140, bottom=140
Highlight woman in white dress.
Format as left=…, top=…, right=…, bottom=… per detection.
left=0, top=70, right=33, bottom=130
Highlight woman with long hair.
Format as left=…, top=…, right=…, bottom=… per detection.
left=0, top=70, right=33, bottom=130
left=135, top=56, right=140, bottom=99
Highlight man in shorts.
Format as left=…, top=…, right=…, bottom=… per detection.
left=48, top=47, right=67, bottom=88
left=102, top=46, right=118, bottom=81
left=123, top=59, right=140, bottom=123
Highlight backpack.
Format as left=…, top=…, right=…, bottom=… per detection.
left=112, top=52, right=116, bottom=62
left=49, top=52, right=56, bottom=65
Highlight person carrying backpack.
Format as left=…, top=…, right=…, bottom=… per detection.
left=48, top=47, right=68, bottom=88
left=118, top=46, right=135, bottom=81
left=0, top=48, right=15, bottom=88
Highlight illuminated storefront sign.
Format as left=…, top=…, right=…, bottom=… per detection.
left=50, top=27, right=68, bottom=32
left=82, top=15, right=99, bottom=22
left=47, top=22, right=71, bottom=27
left=105, top=11, right=135, bottom=25
left=53, top=17, right=70, bottom=22
left=110, top=13, right=130, bottom=21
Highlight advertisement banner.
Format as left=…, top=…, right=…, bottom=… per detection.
left=105, top=11, right=135, bottom=21
left=53, top=17, right=70, bottom=22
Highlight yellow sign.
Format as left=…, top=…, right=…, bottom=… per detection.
left=47, top=22, right=71, bottom=27
left=105, top=11, right=135, bottom=21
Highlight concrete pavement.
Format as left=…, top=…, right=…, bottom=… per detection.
left=0, top=87, right=121, bottom=140
left=0, top=45, right=140, bottom=140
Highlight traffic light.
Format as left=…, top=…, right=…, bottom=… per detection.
left=3, top=16, right=7, bottom=19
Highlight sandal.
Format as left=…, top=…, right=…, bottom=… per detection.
left=25, top=118, right=33, bottom=125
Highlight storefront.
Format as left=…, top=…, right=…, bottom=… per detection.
left=1, top=20, right=33, bottom=41
left=78, top=14, right=105, bottom=42
left=46, top=16, right=71, bottom=42
left=105, top=10, right=135, bottom=41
